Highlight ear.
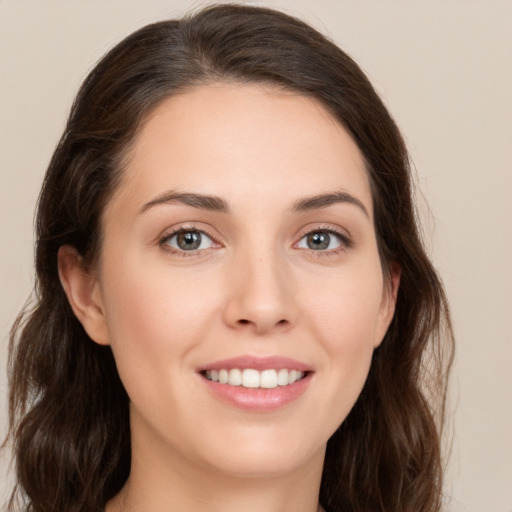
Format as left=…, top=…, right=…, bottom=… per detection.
left=58, top=245, right=110, bottom=346
left=373, top=262, right=401, bottom=348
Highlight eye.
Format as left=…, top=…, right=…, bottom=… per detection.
left=297, top=230, right=346, bottom=251
left=162, top=229, right=215, bottom=252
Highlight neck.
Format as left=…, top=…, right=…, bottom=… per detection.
left=106, top=420, right=326, bottom=512
left=109, top=472, right=326, bottom=512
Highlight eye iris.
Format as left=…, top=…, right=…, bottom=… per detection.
left=307, top=232, right=330, bottom=250
left=177, top=231, right=201, bottom=250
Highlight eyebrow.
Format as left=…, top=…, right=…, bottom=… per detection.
left=291, top=191, right=369, bottom=218
left=138, top=189, right=369, bottom=218
left=139, top=191, right=229, bottom=215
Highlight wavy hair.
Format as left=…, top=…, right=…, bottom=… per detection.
left=5, top=4, right=453, bottom=511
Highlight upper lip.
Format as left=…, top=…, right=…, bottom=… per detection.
left=198, top=355, right=313, bottom=373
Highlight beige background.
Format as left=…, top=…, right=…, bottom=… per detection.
left=1, top=1, right=511, bottom=510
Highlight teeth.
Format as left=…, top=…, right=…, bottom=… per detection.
left=242, top=369, right=260, bottom=388
left=228, top=368, right=242, bottom=386
left=204, top=368, right=305, bottom=388
left=277, top=368, right=289, bottom=386
left=260, top=369, right=277, bottom=388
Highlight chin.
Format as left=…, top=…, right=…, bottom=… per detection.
left=185, top=425, right=327, bottom=480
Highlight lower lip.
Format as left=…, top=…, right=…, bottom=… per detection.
left=201, top=373, right=312, bottom=412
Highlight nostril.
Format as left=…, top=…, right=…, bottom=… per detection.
left=232, top=317, right=291, bottom=333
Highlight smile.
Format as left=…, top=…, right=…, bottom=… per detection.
left=203, top=368, right=306, bottom=389
left=198, top=356, right=313, bottom=411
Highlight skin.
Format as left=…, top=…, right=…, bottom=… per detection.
left=59, top=83, right=399, bottom=512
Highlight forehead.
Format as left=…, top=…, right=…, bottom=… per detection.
left=108, top=82, right=373, bottom=219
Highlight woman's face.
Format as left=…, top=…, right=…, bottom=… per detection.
left=74, top=83, right=397, bottom=479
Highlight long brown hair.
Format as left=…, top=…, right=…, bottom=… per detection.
left=5, top=4, right=453, bottom=511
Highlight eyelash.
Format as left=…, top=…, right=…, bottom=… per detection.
left=158, top=224, right=352, bottom=257
left=158, top=226, right=220, bottom=258
left=296, top=225, right=353, bottom=257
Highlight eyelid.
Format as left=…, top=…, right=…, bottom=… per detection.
left=294, top=224, right=353, bottom=252
left=155, top=222, right=352, bottom=257
left=158, top=224, right=223, bottom=255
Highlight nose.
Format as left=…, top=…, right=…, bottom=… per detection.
left=222, top=247, right=297, bottom=335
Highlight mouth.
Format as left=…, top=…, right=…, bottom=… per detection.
left=198, top=356, right=313, bottom=412
left=201, top=368, right=308, bottom=389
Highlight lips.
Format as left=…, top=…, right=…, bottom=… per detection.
left=198, top=356, right=313, bottom=412
left=199, top=355, right=312, bottom=372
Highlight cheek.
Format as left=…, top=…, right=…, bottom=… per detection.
left=302, top=262, right=384, bottom=399
left=306, top=263, right=385, bottom=348
left=100, top=258, right=220, bottom=387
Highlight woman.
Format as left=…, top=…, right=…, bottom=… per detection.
left=5, top=4, right=453, bottom=512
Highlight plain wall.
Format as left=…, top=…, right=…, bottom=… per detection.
left=1, top=1, right=511, bottom=510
